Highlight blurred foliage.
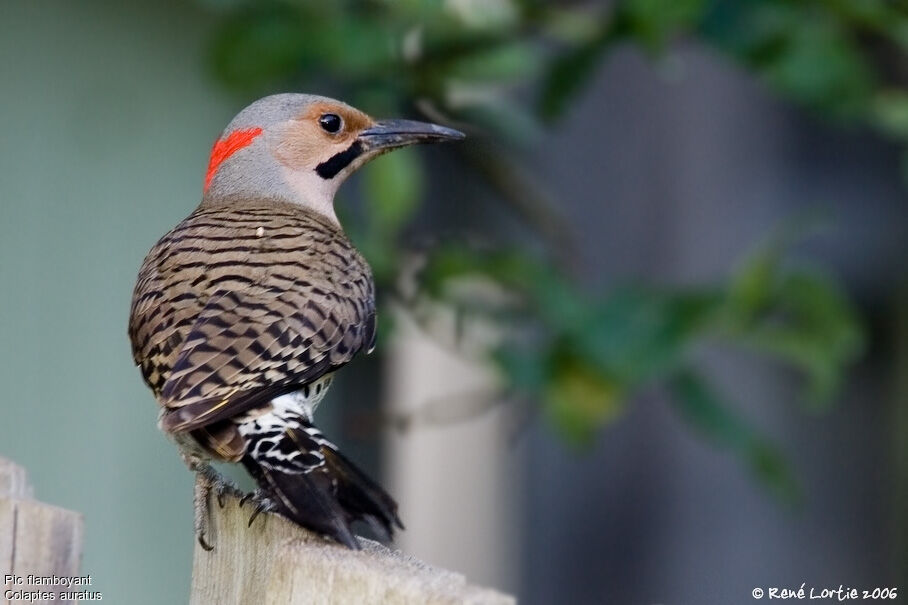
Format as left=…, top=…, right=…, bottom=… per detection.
left=417, top=227, right=862, bottom=498
left=196, top=0, right=885, bottom=498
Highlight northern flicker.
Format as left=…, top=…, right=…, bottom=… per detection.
left=128, top=93, right=464, bottom=550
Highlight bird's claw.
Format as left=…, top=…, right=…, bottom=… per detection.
left=241, top=490, right=275, bottom=527
left=193, top=467, right=248, bottom=551
left=199, top=467, right=246, bottom=508
left=213, top=481, right=245, bottom=509
left=197, top=532, right=214, bottom=552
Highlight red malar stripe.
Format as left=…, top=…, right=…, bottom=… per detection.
left=204, top=127, right=263, bottom=192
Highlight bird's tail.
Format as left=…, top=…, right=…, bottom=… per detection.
left=240, top=415, right=403, bottom=549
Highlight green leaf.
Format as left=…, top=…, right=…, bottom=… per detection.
left=871, top=90, right=908, bottom=139
left=444, top=42, right=541, bottom=82
left=763, top=22, right=874, bottom=118
left=362, top=148, right=424, bottom=236
left=314, top=18, right=399, bottom=76
left=538, top=27, right=613, bottom=121
left=618, top=0, right=708, bottom=50
left=421, top=247, right=555, bottom=303
left=544, top=356, right=625, bottom=444
left=355, top=150, right=423, bottom=282
left=700, top=3, right=876, bottom=119
left=699, top=1, right=799, bottom=58
left=524, top=270, right=590, bottom=331
left=451, top=92, right=543, bottom=145
left=443, top=0, right=521, bottom=31
left=493, top=346, right=548, bottom=393
left=209, top=8, right=310, bottom=92
left=539, top=0, right=707, bottom=120
left=669, top=369, right=801, bottom=504
left=726, top=242, right=779, bottom=323
left=542, top=6, right=608, bottom=44
left=734, top=269, right=865, bottom=407
left=577, top=289, right=717, bottom=385
left=716, top=221, right=864, bottom=408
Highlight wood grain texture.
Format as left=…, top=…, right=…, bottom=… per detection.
left=190, top=494, right=515, bottom=605
left=0, top=459, right=32, bottom=500
left=0, top=458, right=84, bottom=605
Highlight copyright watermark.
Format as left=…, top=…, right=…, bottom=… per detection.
left=752, top=584, right=898, bottom=600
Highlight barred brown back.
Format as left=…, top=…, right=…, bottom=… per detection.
left=128, top=199, right=376, bottom=435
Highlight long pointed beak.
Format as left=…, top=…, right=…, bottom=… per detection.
left=358, top=119, right=465, bottom=152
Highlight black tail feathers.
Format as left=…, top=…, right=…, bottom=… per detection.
left=241, top=418, right=403, bottom=549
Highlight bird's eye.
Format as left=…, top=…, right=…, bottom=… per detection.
left=318, top=113, right=342, bottom=134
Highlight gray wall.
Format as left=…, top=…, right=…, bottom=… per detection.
left=0, top=1, right=236, bottom=602
left=521, top=46, right=905, bottom=604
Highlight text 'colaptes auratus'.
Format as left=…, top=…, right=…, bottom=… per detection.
left=128, top=94, right=464, bottom=550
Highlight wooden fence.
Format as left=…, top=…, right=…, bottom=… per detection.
left=0, top=457, right=514, bottom=604
left=0, top=458, right=84, bottom=605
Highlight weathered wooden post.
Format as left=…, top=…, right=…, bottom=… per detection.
left=0, top=457, right=514, bottom=603
left=0, top=457, right=85, bottom=605
left=190, top=493, right=516, bottom=604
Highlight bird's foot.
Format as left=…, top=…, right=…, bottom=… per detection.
left=238, top=489, right=277, bottom=527
left=193, top=475, right=215, bottom=551
left=201, top=466, right=247, bottom=508
left=193, top=468, right=248, bottom=551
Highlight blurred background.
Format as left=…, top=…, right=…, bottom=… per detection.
left=1, top=0, right=906, bottom=603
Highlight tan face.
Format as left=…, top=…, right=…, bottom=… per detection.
left=200, top=93, right=463, bottom=220
left=272, top=101, right=376, bottom=173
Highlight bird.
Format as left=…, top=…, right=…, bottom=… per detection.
left=128, top=93, right=464, bottom=550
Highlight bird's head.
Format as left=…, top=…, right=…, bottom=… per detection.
left=201, top=93, right=464, bottom=221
